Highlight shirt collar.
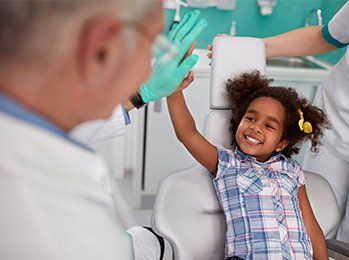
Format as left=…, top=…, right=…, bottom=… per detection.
left=234, top=147, right=297, bottom=181
left=235, top=147, right=287, bottom=166
left=0, top=92, right=92, bottom=152
left=234, top=147, right=296, bottom=184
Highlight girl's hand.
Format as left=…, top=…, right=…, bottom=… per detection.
left=182, top=40, right=196, bottom=61
left=177, top=71, right=194, bottom=92
left=170, top=71, right=194, bottom=97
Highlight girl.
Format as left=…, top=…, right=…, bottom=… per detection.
left=167, top=71, right=330, bottom=259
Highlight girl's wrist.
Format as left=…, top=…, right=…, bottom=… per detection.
left=167, top=91, right=183, bottom=100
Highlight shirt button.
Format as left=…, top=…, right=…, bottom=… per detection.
left=277, top=215, right=284, bottom=222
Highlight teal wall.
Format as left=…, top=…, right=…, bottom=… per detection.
left=165, top=0, right=347, bottom=64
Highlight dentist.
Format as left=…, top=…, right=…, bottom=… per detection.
left=263, top=2, right=349, bottom=241
left=0, top=1, right=206, bottom=260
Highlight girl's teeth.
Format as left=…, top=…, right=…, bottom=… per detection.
left=246, top=136, right=261, bottom=144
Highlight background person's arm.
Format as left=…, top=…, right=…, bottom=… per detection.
left=264, top=26, right=337, bottom=58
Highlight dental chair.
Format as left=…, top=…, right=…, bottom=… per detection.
left=152, top=36, right=346, bottom=259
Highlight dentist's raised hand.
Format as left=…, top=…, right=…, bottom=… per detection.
left=170, top=41, right=197, bottom=95
left=140, top=10, right=207, bottom=103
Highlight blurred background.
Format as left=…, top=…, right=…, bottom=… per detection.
left=164, top=0, right=347, bottom=64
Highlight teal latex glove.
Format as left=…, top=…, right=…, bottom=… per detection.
left=140, top=10, right=207, bottom=103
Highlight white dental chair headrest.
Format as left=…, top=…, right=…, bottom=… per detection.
left=210, top=36, right=266, bottom=109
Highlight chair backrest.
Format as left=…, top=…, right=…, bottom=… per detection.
left=151, top=110, right=234, bottom=260
left=210, top=36, right=266, bottom=109
left=152, top=36, right=340, bottom=259
left=152, top=37, right=265, bottom=260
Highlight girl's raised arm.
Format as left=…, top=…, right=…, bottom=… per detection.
left=166, top=82, right=218, bottom=175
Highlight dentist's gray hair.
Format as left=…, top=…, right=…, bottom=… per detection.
left=0, top=0, right=158, bottom=64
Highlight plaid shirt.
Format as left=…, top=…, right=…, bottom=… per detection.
left=212, top=145, right=313, bottom=260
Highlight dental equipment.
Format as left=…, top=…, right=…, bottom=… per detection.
left=171, top=0, right=188, bottom=29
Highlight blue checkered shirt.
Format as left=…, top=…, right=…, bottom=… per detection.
left=212, top=145, right=313, bottom=259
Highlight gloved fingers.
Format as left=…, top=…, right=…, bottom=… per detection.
left=171, top=10, right=201, bottom=43
left=170, top=22, right=179, bottom=32
left=167, top=11, right=193, bottom=41
left=176, top=19, right=207, bottom=62
left=177, top=53, right=199, bottom=79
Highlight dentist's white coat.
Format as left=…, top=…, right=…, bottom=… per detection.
left=304, top=1, right=349, bottom=242
left=0, top=112, right=134, bottom=260
left=69, top=105, right=127, bottom=144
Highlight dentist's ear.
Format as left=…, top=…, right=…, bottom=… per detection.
left=275, top=139, right=289, bottom=152
left=78, top=16, right=123, bottom=88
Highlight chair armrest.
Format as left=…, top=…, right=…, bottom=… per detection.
left=152, top=163, right=226, bottom=260
left=327, top=239, right=349, bottom=259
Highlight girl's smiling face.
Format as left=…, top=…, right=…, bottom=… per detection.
left=235, top=96, right=289, bottom=162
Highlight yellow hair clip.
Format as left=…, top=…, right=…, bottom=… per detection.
left=298, top=109, right=312, bottom=134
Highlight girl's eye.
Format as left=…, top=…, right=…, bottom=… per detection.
left=266, top=124, right=275, bottom=130
left=245, top=117, right=255, bottom=122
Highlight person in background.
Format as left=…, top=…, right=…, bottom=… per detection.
left=263, top=1, right=349, bottom=242
left=0, top=1, right=206, bottom=259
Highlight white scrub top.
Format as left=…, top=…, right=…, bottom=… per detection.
left=317, top=1, right=349, bottom=160
left=69, top=105, right=128, bottom=144
left=0, top=112, right=134, bottom=260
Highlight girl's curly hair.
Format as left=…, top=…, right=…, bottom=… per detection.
left=226, top=70, right=330, bottom=158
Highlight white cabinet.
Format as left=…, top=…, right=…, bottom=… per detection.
left=271, top=80, right=319, bottom=102
left=144, top=73, right=211, bottom=192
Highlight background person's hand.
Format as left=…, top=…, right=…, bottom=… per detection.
left=207, top=34, right=227, bottom=62
left=207, top=44, right=212, bottom=59
left=140, top=10, right=207, bottom=103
